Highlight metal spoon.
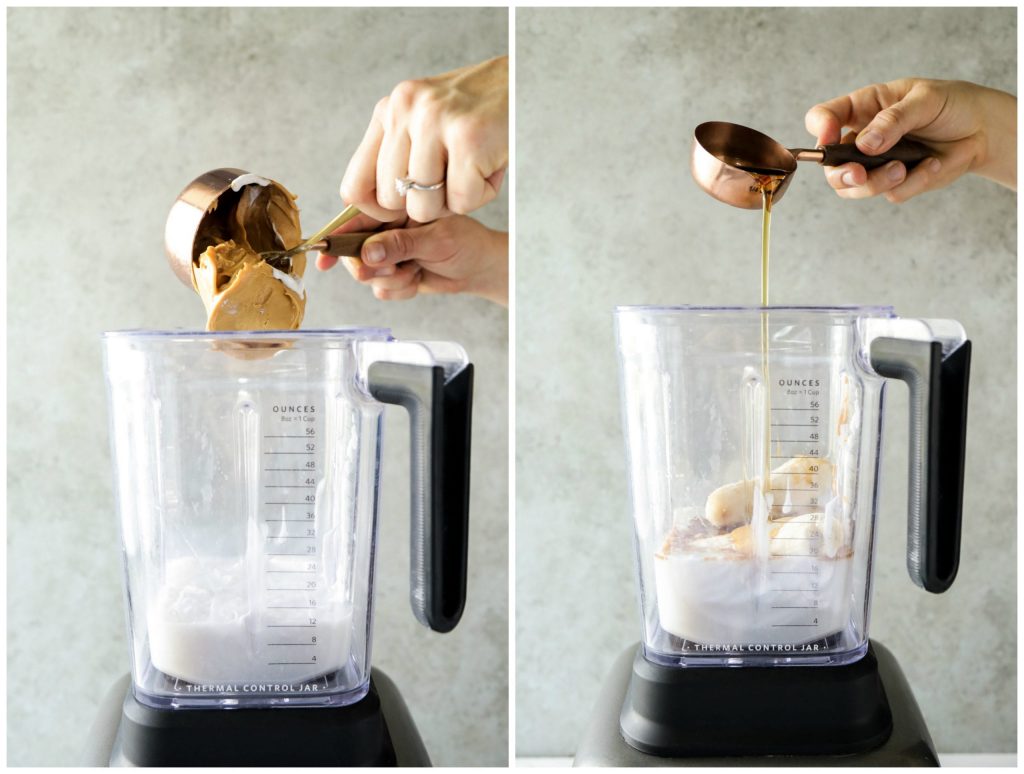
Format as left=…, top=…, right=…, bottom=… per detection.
left=258, top=203, right=366, bottom=266
left=691, top=121, right=932, bottom=209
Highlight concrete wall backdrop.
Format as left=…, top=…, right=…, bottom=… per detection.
left=516, top=7, right=1015, bottom=757
left=7, top=7, right=507, bottom=766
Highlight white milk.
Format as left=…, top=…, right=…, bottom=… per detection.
left=148, top=557, right=352, bottom=685
left=654, top=549, right=853, bottom=646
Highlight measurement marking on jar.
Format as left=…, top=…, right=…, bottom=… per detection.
left=771, top=605, right=818, bottom=609
left=267, top=624, right=317, bottom=628
left=267, top=606, right=317, bottom=609
left=771, top=408, right=816, bottom=411
left=266, top=570, right=315, bottom=573
left=774, top=589, right=817, bottom=593
left=266, top=588, right=311, bottom=591
left=773, top=439, right=818, bottom=443
left=265, top=485, right=316, bottom=489
left=264, top=452, right=315, bottom=455
left=266, top=553, right=312, bottom=556
left=268, top=661, right=318, bottom=666
left=265, top=519, right=314, bottom=522
left=264, top=502, right=313, bottom=505
left=771, top=624, right=818, bottom=627
left=266, top=536, right=315, bottom=540
left=771, top=423, right=819, bottom=427
left=267, top=643, right=316, bottom=647
left=771, top=570, right=818, bottom=574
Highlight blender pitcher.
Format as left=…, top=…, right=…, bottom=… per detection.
left=615, top=306, right=970, bottom=668
left=102, top=329, right=472, bottom=708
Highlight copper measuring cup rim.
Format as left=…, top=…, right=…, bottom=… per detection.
left=691, top=121, right=800, bottom=209
left=164, top=167, right=290, bottom=287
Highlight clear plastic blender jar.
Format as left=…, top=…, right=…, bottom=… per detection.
left=615, top=306, right=969, bottom=667
left=103, top=329, right=472, bottom=708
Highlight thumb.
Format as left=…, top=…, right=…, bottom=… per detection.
left=856, top=87, right=936, bottom=155
left=359, top=221, right=445, bottom=267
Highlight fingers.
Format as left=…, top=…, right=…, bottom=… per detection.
left=359, top=220, right=452, bottom=268
left=317, top=254, right=340, bottom=272
left=406, top=130, right=448, bottom=222
left=805, top=79, right=921, bottom=148
left=805, top=101, right=846, bottom=146
left=445, top=121, right=503, bottom=214
left=376, top=126, right=411, bottom=212
left=370, top=262, right=422, bottom=301
left=828, top=160, right=908, bottom=199
left=884, top=157, right=944, bottom=204
left=339, top=103, right=393, bottom=221
left=856, top=84, right=943, bottom=156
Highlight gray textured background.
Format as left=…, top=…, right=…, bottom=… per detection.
left=516, top=7, right=1015, bottom=756
left=7, top=7, right=507, bottom=766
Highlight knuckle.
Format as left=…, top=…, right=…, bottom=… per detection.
left=372, top=96, right=390, bottom=122
left=388, top=228, right=415, bottom=258
left=411, top=93, right=445, bottom=130
left=407, top=200, right=437, bottom=224
left=389, top=79, right=421, bottom=112
left=446, top=190, right=474, bottom=215
left=339, top=179, right=363, bottom=205
left=449, top=114, right=487, bottom=146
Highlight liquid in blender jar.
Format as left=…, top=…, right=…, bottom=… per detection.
left=651, top=368, right=862, bottom=650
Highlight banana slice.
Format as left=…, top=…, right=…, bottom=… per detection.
left=690, top=512, right=847, bottom=558
left=704, top=456, right=833, bottom=527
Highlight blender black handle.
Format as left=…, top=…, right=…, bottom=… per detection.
left=819, top=138, right=931, bottom=170
left=368, top=361, right=473, bottom=633
left=870, top=338, right=971, bottom=593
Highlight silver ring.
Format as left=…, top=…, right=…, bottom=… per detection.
left=395, top=177, right=446, bottom=196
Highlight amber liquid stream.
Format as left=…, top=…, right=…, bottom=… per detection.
left=737, top=166, right=787, bottom=538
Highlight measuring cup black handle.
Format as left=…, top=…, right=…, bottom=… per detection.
left=819, top=138, right=932, bottom=170
left=368, top=361, right=473, bottom=633
left=870, top=338, right=970, bottom=593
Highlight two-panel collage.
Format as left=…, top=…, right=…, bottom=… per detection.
left=5, top=2, right=1017, bottom=768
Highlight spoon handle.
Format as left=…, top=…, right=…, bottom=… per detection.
left=317, top=232, right=375, bottom=258
left=817, top=138, right=932, bottom=170
left=296, top=203, right=363, bottom=251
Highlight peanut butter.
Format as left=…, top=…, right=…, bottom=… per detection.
left=192, top=181, right=306, bottom=331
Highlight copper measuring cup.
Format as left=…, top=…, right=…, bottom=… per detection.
left=691, top=121, right=931, bottom=209
left=164, top=168, right=373, bottom=286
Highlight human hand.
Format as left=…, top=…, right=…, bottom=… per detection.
left=339, top=55, right=509, bottom=223
left=805, top=78, right=1016, bottom=203
left=316, top=212, right=508, bottom=306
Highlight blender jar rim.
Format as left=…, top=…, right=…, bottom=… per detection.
left=615, top=304, right=896, bottom=315
left=102, top=327, right=393, bottom=339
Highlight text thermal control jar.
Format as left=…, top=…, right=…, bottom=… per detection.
left=103, top=329, right=472, bottom=708
left=615, top=307, right=969, bottom=667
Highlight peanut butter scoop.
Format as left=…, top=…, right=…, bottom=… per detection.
left=191, top=179, right=307, bottom=331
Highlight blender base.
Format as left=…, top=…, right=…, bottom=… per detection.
left=573, top=640, right=939, bottom=767
left=84, top=668, right=431, bottom=766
